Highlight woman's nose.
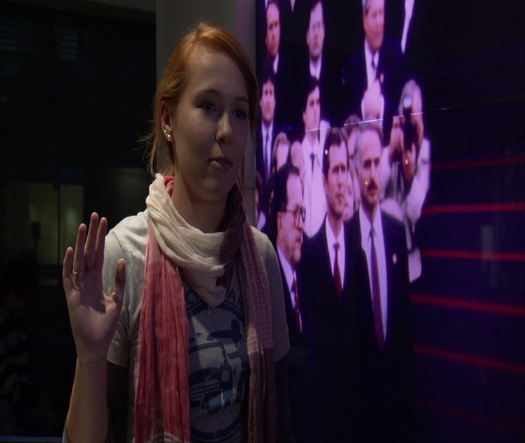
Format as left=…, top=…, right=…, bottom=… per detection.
left=216, top=112, right=232, bottom=145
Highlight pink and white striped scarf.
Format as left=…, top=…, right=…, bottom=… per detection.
left=133, top=174, right=276, bottom=443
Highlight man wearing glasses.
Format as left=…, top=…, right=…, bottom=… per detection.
left=270, top=162, right=314, bottom=442
left=271, top=163, right=306, bottom=342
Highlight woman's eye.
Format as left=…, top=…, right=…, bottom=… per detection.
left=235, top=109, right=248, bottom=120
left=200, top=101, right=216, bottom=112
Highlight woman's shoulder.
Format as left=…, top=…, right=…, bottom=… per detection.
left=249, top=226, right=281, bottom=277
left=249, top=225, right=273, bottom=257
left=105, top=210, right=148, bottom=258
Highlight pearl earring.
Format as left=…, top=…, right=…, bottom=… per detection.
left=163, top=128, right=172, bottom=141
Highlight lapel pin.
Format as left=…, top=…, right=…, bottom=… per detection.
left=392, top=253, right=397, bottom=265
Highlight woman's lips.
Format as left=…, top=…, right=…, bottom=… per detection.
left=209, top=157, right=232, bottom=171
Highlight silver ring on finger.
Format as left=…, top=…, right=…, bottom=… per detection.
left=72, top=270, right=85, bottom=281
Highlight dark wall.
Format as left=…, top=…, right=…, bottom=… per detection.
left=0, top=0, right=155, bottom=435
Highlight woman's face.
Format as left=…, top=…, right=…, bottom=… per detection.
left=164, top=45, right=250, bottom=205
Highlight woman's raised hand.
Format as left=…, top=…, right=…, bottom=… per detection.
left=62, top=213, right=126, bottom=363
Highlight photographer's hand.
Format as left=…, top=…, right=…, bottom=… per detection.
left=402, top=143, right=417, bottom=184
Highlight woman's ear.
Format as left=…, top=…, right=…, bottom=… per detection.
left=160, top=103, right=173, bottom=142
left=158, top=102, right=176, bottom=175
left=276, top=211, right=283, bottom=236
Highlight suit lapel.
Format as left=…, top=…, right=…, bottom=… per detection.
left=280, top=265, right=300, bottom=341
left=319, top=222, right=337, bottom=297
left=382, top=211, right=398, bottom=350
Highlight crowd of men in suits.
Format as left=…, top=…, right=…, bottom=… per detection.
left=255, top=0, right=431, bottom=441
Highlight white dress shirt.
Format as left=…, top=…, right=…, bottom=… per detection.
left=272, top=52, right=280, bottom=75
left=362, top=40, right=385, bottom=122
left=302, top=134, right=326, bottom=238
left=364, top=40, right=379, bottom=89
left=261, top=121, right=274, bottom=180
left=359, top=206, right=388, bottom=337
left=309, top=54, right=323, bottom=80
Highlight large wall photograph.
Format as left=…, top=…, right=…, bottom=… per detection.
left=255, top=0, right=525, bottom=442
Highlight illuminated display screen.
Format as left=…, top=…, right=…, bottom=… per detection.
left=255, top=1, right=525, bottom=441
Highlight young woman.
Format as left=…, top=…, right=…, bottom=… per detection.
left=62, top=22, right=291, bottom=443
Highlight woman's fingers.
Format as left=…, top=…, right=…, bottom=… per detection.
left=93, top=217, right=108, bottom=272
left=72, top=223, right=87, bottom=274
left=66, top=214, right=107, bottom=290
left=84, top=212, right=100, bottom=270
left=61, top=214, right=123, bottom=363
left=111, top=258, right=126, bottom=304
left=62, top=246, right=74, bottom=293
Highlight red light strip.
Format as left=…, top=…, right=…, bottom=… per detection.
left=423, top=202, right=525, bottom=215
left=422, top=249, right=525, bottom=262
left=415, top=399, right=525, bottom=438
left=433, top=155, right=525, bottom=171
left=414, top=345, right=525, bottom=375
left=410, top=294, right=525, bottom=316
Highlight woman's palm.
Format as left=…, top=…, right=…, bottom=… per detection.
left=62, top=213, right=125, bottom=362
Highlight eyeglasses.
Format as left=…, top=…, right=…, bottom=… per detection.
left=282, top=206, right=306, bottom=224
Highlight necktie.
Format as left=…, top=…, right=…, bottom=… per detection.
left=264, top=132, right=270, bottom=179
left=334, top=242, right=342, bottom=301
left=371, top=55, right=379, bottom=83
left=370, top=228, right=384, bottom=350
left=292, top=277, right=302, bottom=332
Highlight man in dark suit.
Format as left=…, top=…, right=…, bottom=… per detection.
left=342, top=0, right=403, bottom=139
left=298, top=127, right=355, bottom=440
left=271, top=163, right=305, bottom=344
left=385, top=0, right=427, bottom=57
left=261, top=0, right=294, bottom=140
left=270, top=163, right=316, bottom=441
left=256, top=0, right=282, bottom=79
left=346, top=122, right=412, bottom=442
left=386, top=0, right=413, bottom=54
left=256, top=64, right=278, bottom=186
left=264, top=0, right=281, bottom=74
left=301, top=0, right=342, bottom=126
left=385, top=0, right=427, bottom=85
left=300, top=127, right=352, bottom=364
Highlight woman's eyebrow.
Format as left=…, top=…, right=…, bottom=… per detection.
left=197, top=88, right=248, bottom=103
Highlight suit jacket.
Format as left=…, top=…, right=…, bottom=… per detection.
left=277, top=249, right=319, bottom=443
left=385, top=0, right=427, bottom=85
left=385, top=0, right=407, bottom=47
left=291, top=42, right=343, bottom=127
left=279, top=264, right=303, bottom=347
left=298, top=218, right=357, bottom=377
left=345, top=210, right=412, bottom=442
left=342, top=38, right=404, bottom=139
left=298, top=218, right=357, bottom=440
left=314, top=49, right=342, bottom=127
left=255, top=121, right=277, bottom=186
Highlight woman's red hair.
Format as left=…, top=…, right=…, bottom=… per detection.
left=147, top=22, right=258, bottom=176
